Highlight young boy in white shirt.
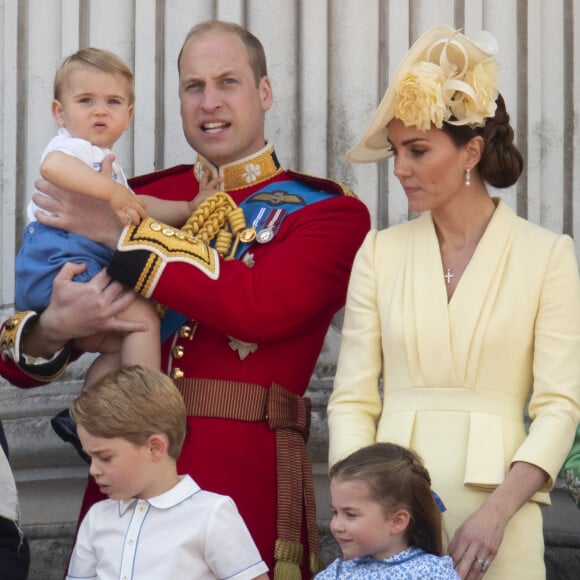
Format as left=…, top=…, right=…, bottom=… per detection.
left=66, top=365, right=268, bottom=580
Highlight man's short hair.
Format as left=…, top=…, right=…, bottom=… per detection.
left=54, top=47, right=135, bottom=105
left=177, top=20, right=268, bottom=86
left=70, top=366, right=186, bottom=459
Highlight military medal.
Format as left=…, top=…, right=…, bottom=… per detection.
left=256, top=227, right=274, bottom=243
left=256, top=209, right=285, bottom=244
left=239, top=207, right=267, bottom=244
left=239, top=228, right=257, bottom=243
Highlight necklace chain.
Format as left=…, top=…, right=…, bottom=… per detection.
left=438, top=200, right=497, bottom=288
left=442, top=239, right=479, bottom=285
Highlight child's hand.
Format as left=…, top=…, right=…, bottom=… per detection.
left=200, top=172, right=224, bottom=195
left=188, top=172, right=224, bottom=214
left=111, top=186, right=148, bottom=226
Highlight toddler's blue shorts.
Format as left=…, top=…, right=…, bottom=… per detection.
left=15, top=222, right=114, bottom=312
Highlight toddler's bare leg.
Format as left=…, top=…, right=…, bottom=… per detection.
left=120, top=296, right=161, bottom=369
left=79, top=296, right=160, bottom=387
left=84, top=351, right=122, bottom=388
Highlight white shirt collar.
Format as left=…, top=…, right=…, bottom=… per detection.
left=118, top=474, right=200, bottom=516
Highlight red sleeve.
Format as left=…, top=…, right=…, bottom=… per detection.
left=0, top=338, right=42, bottom=387
left=108, top=194, right=370, bottom=343
left=0, top=313, right=79, bottom=388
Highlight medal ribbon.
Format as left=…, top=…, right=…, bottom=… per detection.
left=256, top=208, right=285, bottom=243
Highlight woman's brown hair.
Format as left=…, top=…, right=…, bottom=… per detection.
left=330, top=442, right=444, bottom=555
left=443, top=93, right=524, bottom=188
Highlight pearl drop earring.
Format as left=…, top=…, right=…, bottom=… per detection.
left=465, top=168, right=471, bottom=186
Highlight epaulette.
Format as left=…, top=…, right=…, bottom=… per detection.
left=287, top=169, right=357, bottom=198
left=128, top=164, right=193, bottom=188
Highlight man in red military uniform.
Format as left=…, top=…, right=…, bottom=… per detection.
left=0, top=21, right=370, bottom=578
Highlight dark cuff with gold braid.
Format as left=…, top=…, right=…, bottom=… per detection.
left=0, top=311, right=72, bottom=382
left=108, top=218, right=219, bottom=298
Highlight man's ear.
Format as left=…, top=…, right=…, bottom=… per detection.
left=258, top=76, right=273, bottom=113
left=51, top=100, right=65, bottom=127
left=391, top=508, right=411, bottom=534
left=147, top=434, right=168, bottom=461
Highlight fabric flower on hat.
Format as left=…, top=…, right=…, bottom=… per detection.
left=395, top=62, right=450, bottom=131
left=396, top=34, right=499, bottom=131
left=459, top=60, right=499, bottom=125
left=346, top=26, right=501, bottom=163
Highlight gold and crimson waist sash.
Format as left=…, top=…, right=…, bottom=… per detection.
left=175, top=378, right=322, bottom=578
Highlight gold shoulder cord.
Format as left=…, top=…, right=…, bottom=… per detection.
left=181, top=192, right=247, bottom=260
left=154, top=192, right=246, bottom=323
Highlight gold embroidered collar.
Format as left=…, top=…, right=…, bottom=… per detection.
left=193, top=144, right=283, bottom=191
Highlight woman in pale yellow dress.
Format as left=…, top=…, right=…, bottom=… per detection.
left=328, top=25, right=580, bottom=580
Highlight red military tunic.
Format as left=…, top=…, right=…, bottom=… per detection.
left=0, top=144, right=370, bottom=577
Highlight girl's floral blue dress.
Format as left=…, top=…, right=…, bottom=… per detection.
left=315, top=546, right=460, bottom=579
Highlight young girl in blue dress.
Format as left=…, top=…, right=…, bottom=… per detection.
left=316, top=443, right=459, bottom=579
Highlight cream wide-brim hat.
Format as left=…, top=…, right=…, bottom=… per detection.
left=347, top=25, right=498, bottom=163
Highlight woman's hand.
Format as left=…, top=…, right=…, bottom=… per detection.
left=447, top=502, right=506, bottom=578
left=448, top=461, right=548, bottom=578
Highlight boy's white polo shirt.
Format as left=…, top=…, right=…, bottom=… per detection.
left=66, top=474, right=268, bottom=580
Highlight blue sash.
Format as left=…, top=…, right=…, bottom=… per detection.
left=160, top=180, right=335, bottom=342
